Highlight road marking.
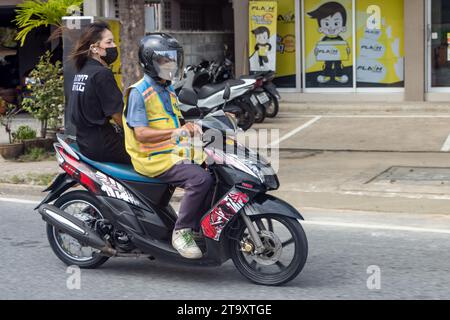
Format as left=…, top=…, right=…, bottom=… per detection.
left=283, top=114, right=450, bottom=118
left=0, top=197, right=40, bottom=205
left=1, top=196, right=449, bottom=235
left=266, top=116, right=321, bottom=148
left=300, top=220, right=450, bottom=234
left=441, top=133, right=450, bottom=152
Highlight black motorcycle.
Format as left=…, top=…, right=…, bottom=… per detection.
left=35, top=87, right=307, bottom=286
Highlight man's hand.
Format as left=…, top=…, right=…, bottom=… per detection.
left=175, top=122, right=202, bottom=137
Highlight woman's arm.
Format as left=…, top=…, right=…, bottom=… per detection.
left=111, top=112, right=124, bottom=127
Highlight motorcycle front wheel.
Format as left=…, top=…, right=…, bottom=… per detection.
left=230, top=214, right=308, bottom=286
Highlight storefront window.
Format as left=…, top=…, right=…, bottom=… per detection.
left=274, top=0, right=297, bottom=88
left=356, top=0, right=404, bottom=87
left=304, top=0, right=353, bottom=88
left=429, top=0, right=450, bottom=88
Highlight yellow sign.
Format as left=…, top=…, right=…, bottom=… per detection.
left=304, top=0, right=353, bottom=87
left=276, top=0, right=296, bottom=79
left=249, top=1, right=277, bottom=72
left=356, top=0, right=404, bottom=86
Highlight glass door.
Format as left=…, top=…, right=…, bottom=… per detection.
left=428, top=0, right=450, bottom=89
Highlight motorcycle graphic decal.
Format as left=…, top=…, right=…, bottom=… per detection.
left=201, top=189, right=249, bottom=241
left=95, top=172, right=140, bottom=206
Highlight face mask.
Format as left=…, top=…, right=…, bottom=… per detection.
left=158, top=61, right=178, bottom=81
left=99, top=47, right=118, bottom=65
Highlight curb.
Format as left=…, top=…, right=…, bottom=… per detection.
left=279, top=102, right=450, bottom=114
left=0, top=183, right=46, bottom=197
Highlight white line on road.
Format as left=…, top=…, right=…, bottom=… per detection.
left=0, top=197, right=39, bottom=205
left=300, top=220, right=450, bottom=234
left=266, top=116, right=321, bottom=148
left=441, top=133, right=450, bottom=152
left=289, top=114, right=450, bottom=118
left=1, top=196, right=449, bottom=235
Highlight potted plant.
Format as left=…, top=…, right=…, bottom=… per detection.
left=21, top=51, right=64, bottom=140
left=11, top=125, right=53, bottom=152
left=0, top=103, right=24, bottom=159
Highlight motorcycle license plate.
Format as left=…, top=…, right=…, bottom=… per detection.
left=250, top=94, right=259, bottom=106
left=257, top=92, right=270, bottom=104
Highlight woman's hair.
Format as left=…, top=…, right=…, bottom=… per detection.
left=70, top=21, right=111, bottom=71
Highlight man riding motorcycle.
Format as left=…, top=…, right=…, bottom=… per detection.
left=122, top=33, right=212, bottom=259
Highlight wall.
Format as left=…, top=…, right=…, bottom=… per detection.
left=404, top=0, right=425, bottom=101
left=232, top=0, right=249, bottom=76
left=168, top=31, right=234, bottom=66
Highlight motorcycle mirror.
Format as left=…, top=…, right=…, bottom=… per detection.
left=223, top=83, right=231, bottom=101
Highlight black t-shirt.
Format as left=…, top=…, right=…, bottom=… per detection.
left=68, top=58, right=130, bottom=163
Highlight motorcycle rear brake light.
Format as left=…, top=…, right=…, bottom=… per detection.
left=80, top=172, right=98, bottom=194
left=62, top=162, right=77, bottom=176
left=241, top=183, right=254, bottom=189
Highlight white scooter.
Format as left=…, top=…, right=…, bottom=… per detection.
left=174, top=70, right=257, bottom=130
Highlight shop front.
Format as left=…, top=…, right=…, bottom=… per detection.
left=233, top=0, right=438, bottom=102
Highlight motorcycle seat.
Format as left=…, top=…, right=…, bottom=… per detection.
left=69, top=144, right=164, bottom=184
left=197, top=79, right=244, bottom=99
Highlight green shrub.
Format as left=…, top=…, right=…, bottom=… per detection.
left=12, top=125, right=37, bottom=142
left=17, top=147, right=49, bottom=162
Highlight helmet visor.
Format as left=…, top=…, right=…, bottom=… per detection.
left=152, top=50, right=183, bottom=81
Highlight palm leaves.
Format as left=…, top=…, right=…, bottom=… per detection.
left=14, top=0, right=84, bottom=46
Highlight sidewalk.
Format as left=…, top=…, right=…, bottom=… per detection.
left=279, top=100, right=450, bottom=114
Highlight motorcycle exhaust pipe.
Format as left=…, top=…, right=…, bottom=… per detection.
left=38, top=204, right=116, bottom=256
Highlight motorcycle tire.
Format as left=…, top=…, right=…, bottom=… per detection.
left=254, top=103, right=266, bottom=123
left=233, top=102, right=255, bottom=131
left=230, top=214, right=308, bottom=286
left=46, top=191, right=110, bottom=269
left=265, top=92, right=279, bottom=118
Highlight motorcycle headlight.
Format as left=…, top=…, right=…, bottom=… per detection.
left=224, top=153, right=266, bottom=184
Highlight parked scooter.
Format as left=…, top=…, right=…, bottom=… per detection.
left=185, top=58, right=281, bottom=121
left=174, top=69, right=256, bottom=130
left=241, top=70, right=280, bottom=119
left=35, top=86, right=308, bottom=286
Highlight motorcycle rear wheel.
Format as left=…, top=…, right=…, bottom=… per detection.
left=233, top=102, right=255, bottom=131
left=230, top=214, right=308, bottom=286
left=46, top=191, right=110, bottom=269
left=265, top=92, right=279, bottom=118
left=254, top=103, right=266, bottom=123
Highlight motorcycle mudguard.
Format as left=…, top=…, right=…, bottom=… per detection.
left=244, top=193, right=304, bottom=220
left=34, top=173, right=77, bottom=210
left=263, top=83, right=280, bottom=99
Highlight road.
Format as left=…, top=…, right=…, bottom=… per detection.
left=1, top=197, right=449, bottom=300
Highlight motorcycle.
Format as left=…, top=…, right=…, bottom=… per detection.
left=35, top=86, right=308, bottom=286
left=174, top=69, right=256, bottom=131
left=241, top=70, right=280, bottom=119
left=184, top=58, right=280, bottom=122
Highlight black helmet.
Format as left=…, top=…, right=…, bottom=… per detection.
left=138, top=33, right=184, bottom=81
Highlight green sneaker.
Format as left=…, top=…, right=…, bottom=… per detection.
left=172, top=228, right=202, bottom=259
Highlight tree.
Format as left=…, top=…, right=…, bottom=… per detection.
left=21, top=51, right=64, bottom=138
left=14, top=0, right=84, bottom=46
left=118, top=0, right=145, bottom=88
